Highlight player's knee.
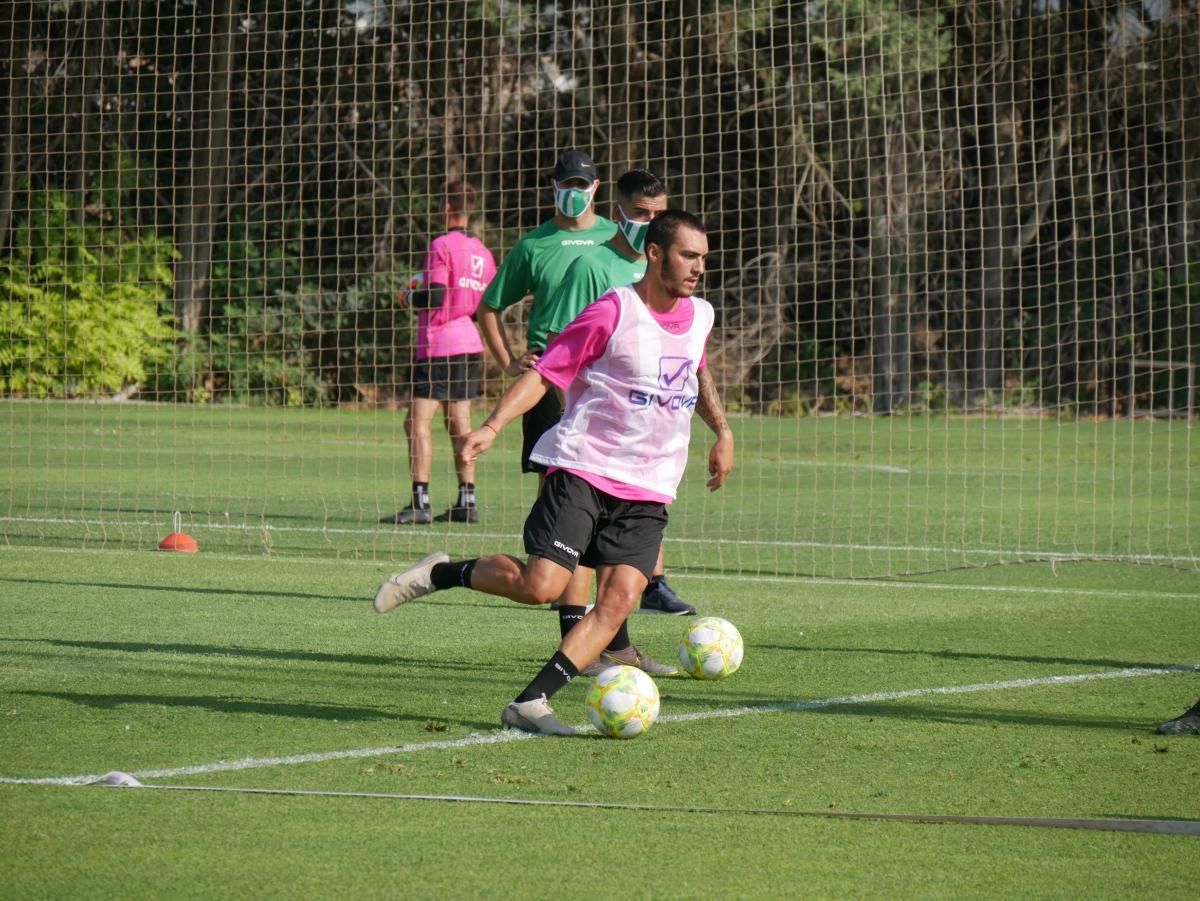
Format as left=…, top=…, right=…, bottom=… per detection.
left=521, top=576, right=566, bottom=606
left=595, top=587, right=639, bottom=621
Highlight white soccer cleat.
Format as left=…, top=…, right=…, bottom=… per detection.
left=500, top=695, right=578, bottom=736
left=373, top=552, right=450, bottom=613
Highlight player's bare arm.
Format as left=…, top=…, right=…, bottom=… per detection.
left=696, top=366, right=734, bottom=491
left=476, top=303, right=524, bottom=374
left=461, top=369, right=552, bottom=464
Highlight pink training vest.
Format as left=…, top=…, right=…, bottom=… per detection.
left=530, top=285, right=714, bottom=500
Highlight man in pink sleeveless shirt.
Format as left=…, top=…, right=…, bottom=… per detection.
left=373, top=211, right=736, bottom=735
left=380, top=180, right=496, bottom=525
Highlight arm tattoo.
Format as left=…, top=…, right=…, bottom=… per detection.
left=696, top=368, right=730, bottom=436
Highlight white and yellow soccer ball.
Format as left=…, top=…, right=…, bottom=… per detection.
left=585, top=665, right=660, bottom=739
left=678, top=616, right=744, bottom=680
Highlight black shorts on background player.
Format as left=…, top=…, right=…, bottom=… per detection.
left=411, top=352, right=482, bottom=401
left=521, top=389, right=563, bottom=473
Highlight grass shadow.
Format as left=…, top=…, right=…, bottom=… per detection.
left=0, top=576, right=362, bottom=603
left=21, top=689, right=494, bottom=731
left=3, top=637, right=490, bottom=673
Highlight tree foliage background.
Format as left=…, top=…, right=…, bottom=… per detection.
left=2, top=0, right=1197, bottom=413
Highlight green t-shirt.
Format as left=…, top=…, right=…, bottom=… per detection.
left=480, top=216, right=616, bottom=351
left=545, top=239, right=647, bottom=338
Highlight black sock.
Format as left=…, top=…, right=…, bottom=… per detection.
left=558, top=605, right=588, bottom=639
left=411, top=481, right=430, bottom=510
left=456, top=482, right=476, bottom=507
left=515, top=650, right=578, bottom=703
left=430, top=559, right=476, bottom=591
left=604, top=619, right=631, bottom=653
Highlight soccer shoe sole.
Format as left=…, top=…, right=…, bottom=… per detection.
left=373, top=551, right=450, bottom=613
left=638, top=599, right=696, bottom=616
left=379, top=508, right=433, bottom=525
left=500, top=700, right=577, bottom=736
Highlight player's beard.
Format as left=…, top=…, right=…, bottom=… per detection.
left=661, top=255, right=701, bottom=299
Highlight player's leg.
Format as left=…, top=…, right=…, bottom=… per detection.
left=520, top=389, right=582, bottom=626
left=463, top=554, right=571, bottom=605
left=502, top=564, right=649, bottom=737
left=560, top=564, right=647, bottom=667
left=501, top=489, right=664, bottom=735
left=433, top=398, right=478, bottom=523
left=435, top=354, right=481, bottom=523
left=556, top=564, right=592, bottom=635
left=374, top=469, right=592, bottom=613
left=374, top=552, right=572, bottom=613
left=639, top=543, right=697, bottom=615
left=380, top=394, right=439, bottom=524
left=553, top=564, right=677, bottom=673
left=556, top=553, right=674, bottom=674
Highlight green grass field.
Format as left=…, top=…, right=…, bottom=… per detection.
left=2, top=403, right=1198, bottom=897
left=2, top=401, right=1197, bottom=577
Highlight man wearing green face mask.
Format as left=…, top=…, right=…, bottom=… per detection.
left=479, top=150, right=669, bottom=666
left=545, top=170, right=698, bottom=650
left=477, top=150, right=615, bottom=472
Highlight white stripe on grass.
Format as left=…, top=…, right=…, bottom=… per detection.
left=1, top=665, right=1194, bottom=787
left=3, top=514, right=1199, bottom=566
left=3, top=543, right=1196, bottom=603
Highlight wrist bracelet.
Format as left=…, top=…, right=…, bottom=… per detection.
left=482, top=422, right=498, bottom=435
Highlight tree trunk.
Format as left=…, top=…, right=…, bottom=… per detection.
left=0, top=1, right=29, bottom=251
left=600, top=1, right=638, bottom=179
left=870, top=120, right=912, bottom=414
left=69, top=5, right=102, bottom=229
left=969, top=1, right=1020, bottom=406
left=173, top=0, right=235, bottom=334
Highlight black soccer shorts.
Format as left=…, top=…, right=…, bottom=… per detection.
left=522, top=470, right=667, bottom=580
left=411, top=353, right=482, bottom=402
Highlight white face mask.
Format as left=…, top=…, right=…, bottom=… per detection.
left=617, top=205, right=650, bottom=254
left=554, top=181, right=595, bottom=218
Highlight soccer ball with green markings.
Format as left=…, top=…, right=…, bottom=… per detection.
left=585, top=665, right=660, bottom=739
left=678, top=616, right=744, bottom=680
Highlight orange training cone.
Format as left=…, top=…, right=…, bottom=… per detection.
left=158, top=512, right=199, bottom=553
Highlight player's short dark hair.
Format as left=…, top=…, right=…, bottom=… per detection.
left=444, top=180, right=476, bottom=213
left=645, top=209, right=706, bottom=254
left=615, top=169, right=667, bottom=204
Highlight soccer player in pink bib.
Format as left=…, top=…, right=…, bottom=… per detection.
left=380, top=180, right=496, bottom=525
left=373, top=210, right=735, bottom=735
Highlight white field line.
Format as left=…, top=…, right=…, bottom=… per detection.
left=3, top=514, right=1198, bottom=565
left=1, top=543, right=1197, bottom=602
left=1, top=666, right=1195, bottom=787
left=6, top=442, right=912, bottom=473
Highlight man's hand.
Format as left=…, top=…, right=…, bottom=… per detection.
left=510, top=350, right=541, bottom=375
left=396, top=273, right=423, bottom=310
left=461, top=423, right=499, bottom=465
left=706, top=428, right=734, bottom=491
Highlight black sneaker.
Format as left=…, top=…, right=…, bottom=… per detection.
left=379, top=505, right=433, bottom=525
left=1155, top=699, right=1200, bottom=735
left=433, top=505, right=478, bottom=524
left=640, top=578, right=696, bottom=616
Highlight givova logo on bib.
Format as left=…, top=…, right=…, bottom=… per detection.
left=627, top=356, right=698, bottom=410
left=657, top=356, right=693, bottom=390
